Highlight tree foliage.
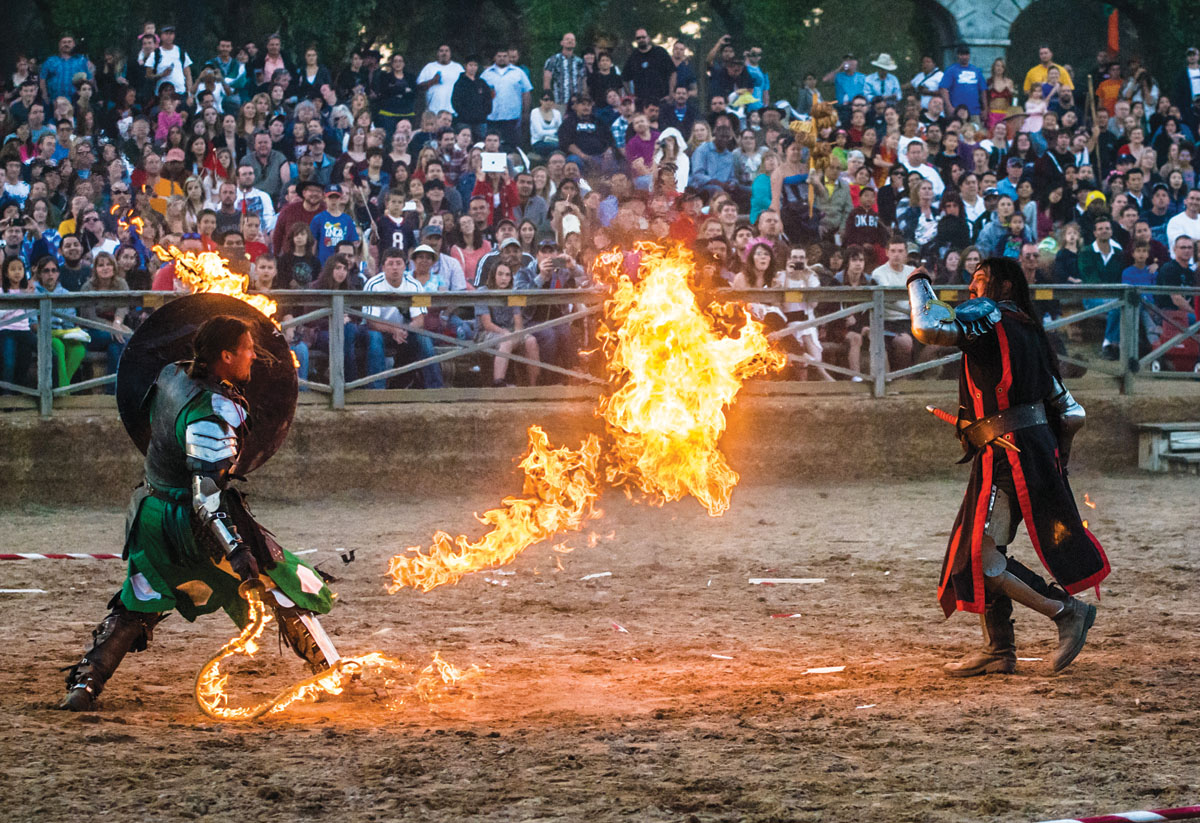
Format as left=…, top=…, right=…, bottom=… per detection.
left=10, top=0, right=1196, bottom=106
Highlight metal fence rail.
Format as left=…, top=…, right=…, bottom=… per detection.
left=2, top=284, right=1197, bottom=417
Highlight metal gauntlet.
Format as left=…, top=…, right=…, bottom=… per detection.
left=907, top=272, right=1001, bottom=347
left=186, top=419, right=242, bottom=556
left=907, top=273, right=960, bottom=346
left=1046, top=377, right=1085, bottom=467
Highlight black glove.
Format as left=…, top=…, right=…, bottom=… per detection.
left=228, top=545, right=260, bottom=581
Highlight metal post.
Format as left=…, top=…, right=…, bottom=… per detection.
left=330, top=294, right=345, bottom=410
left=870, top=289, right=886, bottom=398
left=1119, top=286, right=1139, bottom=396
left=37, top=297, right=53, bottom=418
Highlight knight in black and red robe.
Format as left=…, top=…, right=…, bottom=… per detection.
left=907, top=257, right=1111, bottom=677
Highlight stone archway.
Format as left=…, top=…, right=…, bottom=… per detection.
left=930, top=0, right=1035, bottom=65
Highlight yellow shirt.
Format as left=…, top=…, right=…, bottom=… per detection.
left=148, top=178, right=183, bottom=215
left=1022, top=63, right=1073, bottom=93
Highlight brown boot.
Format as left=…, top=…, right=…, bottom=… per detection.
left=1051, top=597, right=1096, bottom=672
left=944, top=596, right=1017, bottom=677
left=60, top=605, right=164, bottom=711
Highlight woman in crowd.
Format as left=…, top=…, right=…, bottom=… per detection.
left=1, top=257, right=36, bottom=391
left=450, top=213, right=493, bottom=279
left=79, top=252, right=132, bottom=389
left=310, top=253, right=362, bottom=383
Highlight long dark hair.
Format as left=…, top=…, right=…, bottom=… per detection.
left=190, top=315, right=252, bottom=379
left=314, top=253, right=356, bottom=290
left=978, top=256, right=1062, bottom=378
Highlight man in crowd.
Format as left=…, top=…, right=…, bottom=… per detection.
left=484, top=48, right=533, bottom=149
left=1022, top=45, right=1074, bottom=94
left=623, top=28, right=675, bottom=106
left=543, top=33, right=587, bottom=109
left=417, top=44, right=465, bottom=117
left=241, top=131, right=290, bottom=202
left=233, top=162, right=277, bottom=234
left=939, top=45, right=986, bottom=121
left=869, top=236, right=916, bottom=370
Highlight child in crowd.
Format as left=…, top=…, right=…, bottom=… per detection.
left=476, top=261, right=539, bottom=387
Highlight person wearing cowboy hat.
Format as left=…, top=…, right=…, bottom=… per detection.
left=864, top=53, right=901, bottom=103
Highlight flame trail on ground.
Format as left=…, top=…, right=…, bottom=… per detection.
left=387, top=244, right=785, bottom=594
left=195, top=583, right=480, bottom=721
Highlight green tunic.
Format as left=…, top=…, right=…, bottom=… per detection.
left=119, top=388, right=333, bottom=626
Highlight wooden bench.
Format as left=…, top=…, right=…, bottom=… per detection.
left=1136, top=422, right=1200, bottom=472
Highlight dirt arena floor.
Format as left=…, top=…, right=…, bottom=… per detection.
left=3, top=472, right=1198, bottom=823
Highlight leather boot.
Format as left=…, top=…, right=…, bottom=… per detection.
left=61, top=606, right=164, bottom=711
left=944, top=596, right=1017, bottom=677
left=1051, top=596, right=1096, bottom=672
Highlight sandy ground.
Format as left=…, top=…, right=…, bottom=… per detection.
left=2, top=472, right=1198, bottom=823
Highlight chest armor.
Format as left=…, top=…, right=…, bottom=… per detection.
left=143, top=363, right=205, bottom=490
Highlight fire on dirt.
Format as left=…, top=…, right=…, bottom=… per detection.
left=180, top=242, right=782, bottom=720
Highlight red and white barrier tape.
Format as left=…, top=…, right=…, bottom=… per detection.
left=1037, top=805, right=1200, bottom=823
left=0, top=553, right=122, bottom=561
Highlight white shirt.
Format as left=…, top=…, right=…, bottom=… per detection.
left=155, top=45, right=192, bottom=95
left=530, top=107, right=562, bottom=144
left=1188, top=66, right=1200, bottom=99
left=1166, top=211, right=1200, bottom=249
left=364, top=271, right=443, bottom=324
left=962, top=193, right=986, bottom=223
left=417, top=60, right=465, bottom=115
left=910, top=68, right=944, bottom=109
left=233, top=186, right=276, bottom=232
left=481, top=64, right=533, bottom=121
left=901, top=159, right=946, bottom=199
left=869, top=263, right=915, bottom=320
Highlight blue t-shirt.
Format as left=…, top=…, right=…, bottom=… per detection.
left=939, top=63, right=985, bottom=115
left=834, top=71, right=866, bottom=106
left=310, top=211, right=359, bottom=263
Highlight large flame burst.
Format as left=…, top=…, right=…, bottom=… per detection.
left=387, top=244, right=785, bottom=593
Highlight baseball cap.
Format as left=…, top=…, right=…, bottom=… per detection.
left=410, top=244, right=437, bottom=258
left=324, top=184, right=344, bottom=196
left=983, top=187, right=1000, bottom=198
left=160, top=24, right=176, bottom=32
left=164, top=148, right=185, bottom=163
left=307, top=134, right=326, bottom=145
left=420, top=224, right=443, bottom=238
left=499, top=237, right=522, bottom=250
left=1006, top=156, right=1024, bottom=167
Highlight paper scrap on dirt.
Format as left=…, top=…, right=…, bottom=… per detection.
left=771, top=613, right=803, bottom=618
left=749, top=578, right=826, bottom=585
left=0, top=589, right=48, bottom=594
left=611, top=622, right=629, bottom=633
left=581, top=572, right=613, bottom=581
left=711, top=654, right=734, bottom=660
left=1018, top=657, right=1044, bottom=662
left=856, top=704, right=877, bottom=709
left=805, top=666, right=847, bottom=674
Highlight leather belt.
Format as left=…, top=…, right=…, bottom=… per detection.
left=961, top=402, right=1046, bottom=449
left=145, top=479, right=188, bottom=504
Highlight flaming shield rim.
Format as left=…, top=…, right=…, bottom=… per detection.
left=116, top=293, right=297, bottom=476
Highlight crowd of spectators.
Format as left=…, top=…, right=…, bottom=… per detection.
left=2, top=25, right=1200, bottom=392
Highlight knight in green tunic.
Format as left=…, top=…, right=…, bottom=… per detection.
left=62, top=316, right=338, bottom=711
